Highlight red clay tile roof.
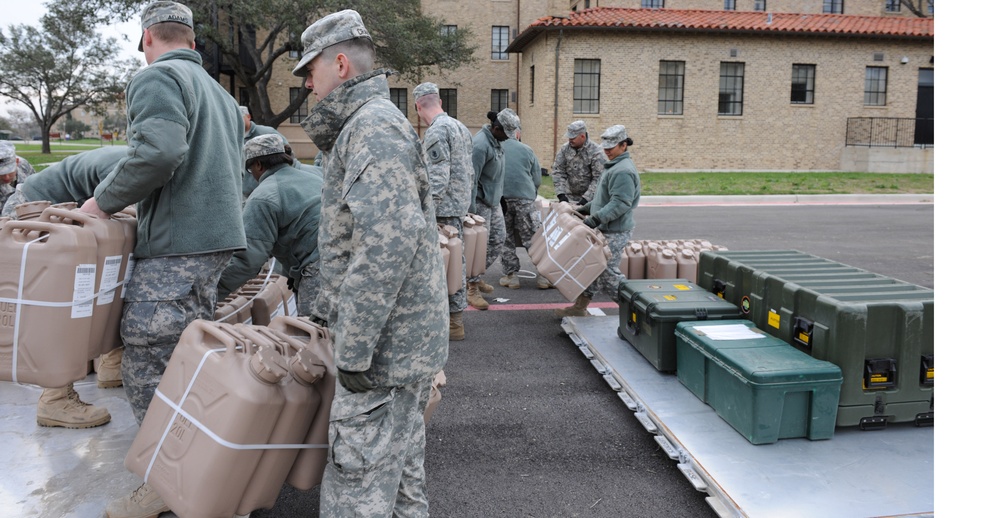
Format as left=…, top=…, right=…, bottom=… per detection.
left=508, top=8, right=933, bottom=52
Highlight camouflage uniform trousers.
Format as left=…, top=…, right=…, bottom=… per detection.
left=500, top=197, right=541, bottom=276
left=119, top=251, right=232, bottom=425
left=583, top=230, right=632, bottom=300
left=437, top=216, right=467, bottom=313
left=468, top=203, right=505, bottom=284
left=322, top=378, right=433, bottom=518
left=295, top=262, right=321, bottom=317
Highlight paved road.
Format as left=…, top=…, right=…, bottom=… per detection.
left=252, top=200, right=933, bottom=517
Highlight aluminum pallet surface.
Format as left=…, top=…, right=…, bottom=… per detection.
left=561, top=315, right=933, bottom=518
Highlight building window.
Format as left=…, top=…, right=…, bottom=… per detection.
left=289, top=49, right=301, bottom=59
left=641, top=0, right=665, bottom=7
left=573, top=59, right=600, bottom=114
left=884, top=0, right=901, bottom=12
left=864, top=66, right=888, bottom=106
left=823, top=0, right=844, bottom=14
left=658, top=60, right=685, bottom=115
left=724, top=0, right=736, bottom=10
left=491, top=89, right=509, bottom=112
left=289, top=87, right=308, bottom=123
left=238, top=88, right=250, bottom=108
left=718, top=62, right=744, bottom=116
left=790, top=64, right=815, bottom=104
left=754, top=0, right=766, bottom=10
left=440, top=88, right=458, bottom=118
left=530, top=65, right=535, bottom=104
left=491, top=26, right=509, bottom=60
left=390, top=88, right=408, bottom=116
left=441, top=24, right=457, bottom=37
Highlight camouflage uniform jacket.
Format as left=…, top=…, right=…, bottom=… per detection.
left=422, top=112, right=473, bottom=218
left=300, top=69, right=448, bottom=387
left=551, top=138, right=606, bottom=202
left=470, top=125, right=505, bottom=212
left=0, top=156, right=35, bottom=209
left=92, top=49, right=246, bottom=259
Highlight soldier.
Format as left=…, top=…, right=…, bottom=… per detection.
left=2, top=146, right=130, bottom=429
left=555, top=125, right=641, bottom=317
left=467, top=111, right=510, bottom=310
left=551, top=119, right=606, bottom=205
left=496, top=109, right=552, bottom=290
left=217, top=134, right=322, bottom=316
left=239, top=105, right=288, bottom=198
left=80, top=3, right=247, bottom=517
left=0, top=141, right=36, bottom=208
left=414, top=81, right=474, bottom=339
left=293, top=9, right=448, bottom=517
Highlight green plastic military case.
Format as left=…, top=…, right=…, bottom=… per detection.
left=674, top=319, right=843, bottom=445
left=617, top=279, right=741, bottom=372
left=697, top=250, right=933, bottom=429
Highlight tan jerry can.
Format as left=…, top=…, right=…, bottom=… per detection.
left=534, top=211, right=610, bottom=302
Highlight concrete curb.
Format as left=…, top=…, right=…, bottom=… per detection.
left=638, top=194, right=934, bottom=206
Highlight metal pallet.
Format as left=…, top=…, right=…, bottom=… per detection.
left=562, top=316, right=933, bottom=518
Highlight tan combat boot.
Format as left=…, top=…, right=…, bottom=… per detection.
left=37, top=384, right=111, bottom=428
left=536, top=276, right=553, bottom=290
left=449, top=312, right=465, bottom=341
left=554, top=294, right=592, bottom=318
left=105, top=482, right=169, bottom=518
left=476, top=279, right=494, bottom=294
left=499, top=273, right=520, bottom=289
left=97, top=347, right=123, bottom=388
left=467, top=283, right=489, bottom=310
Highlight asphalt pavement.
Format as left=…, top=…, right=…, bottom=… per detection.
left=0, top=196, right=935, bottom=517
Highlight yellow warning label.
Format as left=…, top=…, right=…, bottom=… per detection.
left=630, top=312, right=637, bottom=323
left=768, top=310, right=780, bottom=329
left=661, top=294, right=677, bottom=301
left=870, top=375, right=888, bottom=383
left=674, top=284, right=691, bottom=291
left=797, top=332, right=810, bottom=344
left=926, top=368, right=934, bottom=379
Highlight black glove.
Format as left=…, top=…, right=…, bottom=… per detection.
left=557, top=193, right=569, bottom=203
left=338, top=368, right=374, bottom=393
left=580, top=197, right=589, bottom=206
left=286, top=276, right=297, bottom=294
left=576, top=204, right=590, bottom=216
left=583, top=214, right=600, bottom=228
left=308, top=314, right=328, bottom=328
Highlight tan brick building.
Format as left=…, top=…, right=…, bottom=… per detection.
left=251, top=0, right=934, bottom=173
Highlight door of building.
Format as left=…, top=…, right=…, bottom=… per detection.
left=915, top=68, right=933, bottom=146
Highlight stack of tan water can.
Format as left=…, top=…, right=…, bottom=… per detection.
left=215, top=260, right=296, bottom=326
left=620, top=239, right=728, bottom=282
left=1, top=201, right=135, bottom=388
left=462, top=213, right=488, bottom=279
left=528, top=201, right=610, bottom=301
left=438, top=224, right=464, bottom=295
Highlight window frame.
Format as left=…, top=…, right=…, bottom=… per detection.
left=790, top=64, right=816, bottom=105
left=491, top=89, right=509, bottom=113
left=573, top=59, right=601, bottom=114
left=823, top=0, right=844, bottom=14
left=718, top=61, right=745, bottom=116
left=657, top=60, right=685, bottom=115
left=884, top=0, right=901, bottom=12
left=724, top=0, right=736, bottom=10
left=529, top=65, right=536, bottom=105
left=289, top=87, right=308, bottom=124
left=641, top=0, right=665, bottom=7
left=864, top=66, right=888, bottom=106
left=390, top=88, right=408, bottom=116
left=754, top=0, right=766, bottom=11
left=439, top=88, right=458, bottom=118
left=491, top=26, right=510, bottom=61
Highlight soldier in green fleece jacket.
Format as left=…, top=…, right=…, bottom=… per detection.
left=217, top=134, right=322, bottom=316
left=79, top=4, right=247, bottom=516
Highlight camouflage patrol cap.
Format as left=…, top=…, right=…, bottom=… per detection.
left=413, top=82, right=439, bottom=100
left=0, top=141, right=15, bottom=173
left=565, top=120, right=587, bottom=139
left=244, top=134, right=286, bottom=160
left=497, top=108, right=520, bottom=140
left=600, top=124, right=628, bottom=149
left=292, top=10, right=372, bottom=78
left=137, top=1, right=194, bottom=51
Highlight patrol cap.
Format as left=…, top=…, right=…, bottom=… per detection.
left=137, top=1, right=194, bottom=51
left=497, top=108, right=519, bottom=140
left=600, top=124, right=628, bottom=149
left=413, top=82, right=439, bottom=100
left=0, top=141, right=15, bottom=173
left=244, top=134, right=286, bottom=161
left=292, top=10, right=372, bottom=78
left=565, top=120, right=587, bottom=139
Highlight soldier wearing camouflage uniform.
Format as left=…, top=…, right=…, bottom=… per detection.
left=556, top=125, right=641, bottom=318
left=495, top=109, right=552, bottom=291
left=294, top=10, right=448, bottom=518
left=551, top=120, right=606, bottom=205
left=414, top=81, right=474, bottom=339
left=1, top=146, right=131, bottom=429
left=81, top=4, right=247, bottom=517
left=0, top=141, right=36, bottom=208
left=217, top=134, right=322, bottom=316
left=467, top=111, right=509, bottom=310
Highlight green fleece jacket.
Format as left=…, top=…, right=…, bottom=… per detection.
left=470, top=124, right=505, bottom=211
left=93, top=49, right=246, bottom=259
left=21, top=146, right=128, bottom=205
left=580, top=151, right=641, bottom=233
left=501, top=138, right=541, bottom=200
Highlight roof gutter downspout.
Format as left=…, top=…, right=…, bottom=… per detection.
left=553, top=29, right=562, bottom=162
